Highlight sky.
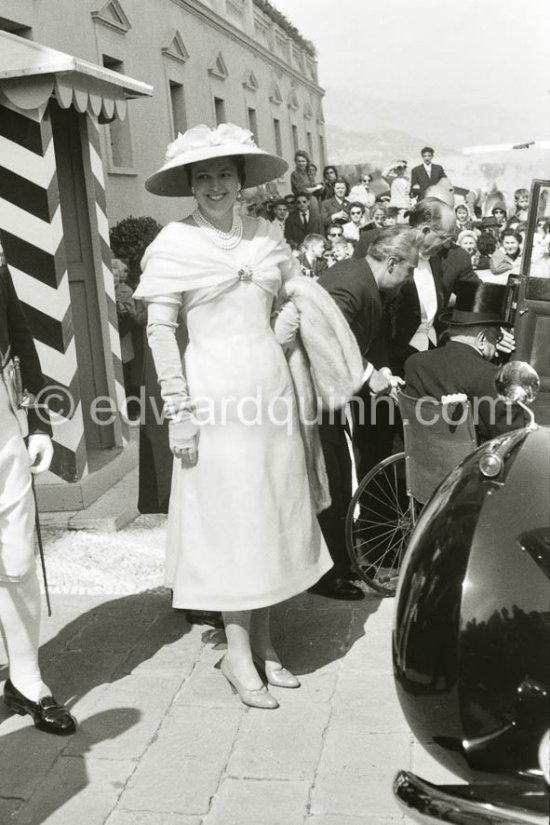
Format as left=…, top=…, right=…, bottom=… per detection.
left=271, top=0, right=550, bottom=136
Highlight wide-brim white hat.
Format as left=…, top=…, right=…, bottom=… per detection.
left=145, top=123, right=288, bottom=197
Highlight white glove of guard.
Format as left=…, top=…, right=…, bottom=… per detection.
left=27, top=434, right=54, bottom=474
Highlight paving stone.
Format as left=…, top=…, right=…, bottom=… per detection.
left=0, top=797, right=23, bottom=822
left=64, top=671, right=182, bottom=760
left=175, top=660, right=240, bottom=708
left=281, top=606, right=354, bottom=643
left=15, top=755, right=136, bottom=825
left=67, top=615, right=152, bottom=653
left=119, top=706, right=241, bottom=814
left=0, top=720, right=69, bottom=799
left=40, top=651, right=121, bottom=707
left=311, top=730, right=412, bottom=818
left=107, top=812, right=202, bottom=825
left=116, top=613, right=201, bottom=675
left=203, top=777, right=310, bottom=825
left=227, top=701, right=331, bottom=780
left=411, top=739, right=459, bottom=784
left=332, top=672, right=409, bottom=733
left=308, top=817, right=401, bottom=825
left=343, top=622, right=394, bottom=673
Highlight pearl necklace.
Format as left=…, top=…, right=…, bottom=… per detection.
left=193, top=208, right=243, bottom=249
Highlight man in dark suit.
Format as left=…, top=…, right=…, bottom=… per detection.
left=284, top=192, right=324, bottom=248
left=0, top=259, right=76, bottom=735
left=309, top=227, right=419, bottom=600
left=405, top=281, right=524, bottom=441
left=389, top=198, right=480, bottom=377
left=296, top=234, right=327, bottom=279
left=410, top=146, right=446, bottom=201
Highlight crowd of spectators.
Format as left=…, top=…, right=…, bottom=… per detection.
left=241, top=146, right=550, bottom=282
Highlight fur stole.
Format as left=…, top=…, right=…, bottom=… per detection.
left=282, top=276, right=364, bottom=513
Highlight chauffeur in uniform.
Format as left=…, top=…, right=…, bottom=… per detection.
left=0, top=253, right=76, bottom=735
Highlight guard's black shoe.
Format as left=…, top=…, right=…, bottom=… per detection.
left=185, top=610, right=224, bottom=629
left=3, top=680, right=76, bottom=736
left=308, top=577, right=365, bottom=601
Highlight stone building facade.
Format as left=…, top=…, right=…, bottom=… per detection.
left=0, top=0, right=326, bottom=226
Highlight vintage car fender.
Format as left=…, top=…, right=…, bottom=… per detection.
left=392, top=424, right=550, bottom=823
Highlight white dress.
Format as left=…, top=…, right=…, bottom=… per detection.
left=136, top=218, right=332, bottom=610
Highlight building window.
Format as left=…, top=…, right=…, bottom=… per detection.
left=306, top=131, right=314, bottom=161
left=169, top=81, right=187, bottom=137
left=273, top=118, right=282, bottom=157
left=102, top=55, right=134, bottom=170
left=291, top=124, right=299, bottom=155
left=247, top=108, right=259, bottom=144
left=214, top=97, right=226, bottom=126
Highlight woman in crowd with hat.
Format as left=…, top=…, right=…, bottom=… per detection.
left=134, top=124, right=342, bottom=710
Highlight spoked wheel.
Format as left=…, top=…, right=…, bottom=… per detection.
left=346, top=452, right=421, bottom=597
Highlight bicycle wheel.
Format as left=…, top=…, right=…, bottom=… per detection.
left=346, top=452, right=420, bottom=597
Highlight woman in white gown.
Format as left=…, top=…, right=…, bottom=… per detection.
left=134, top=124, right=334, bottom=709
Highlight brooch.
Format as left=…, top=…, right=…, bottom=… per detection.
left=238, top=266, right=253, bottom=282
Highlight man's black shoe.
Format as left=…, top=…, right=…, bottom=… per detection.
left=308, top=577, right=365, bottom=601
left=185, top=610, right=224, bottom=628
left=3, top=680, right=76, bottom=736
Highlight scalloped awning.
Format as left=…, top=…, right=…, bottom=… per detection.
left=0, top=31, right=152, bottom=120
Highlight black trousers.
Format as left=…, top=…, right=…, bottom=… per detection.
left=350, top=390, right=399, bottom=483
left=317, top=418, right=353, bottom=580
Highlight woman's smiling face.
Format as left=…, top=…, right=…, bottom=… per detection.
left=191, top=156, right=240, bottom=219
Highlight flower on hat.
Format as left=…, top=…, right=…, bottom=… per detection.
left=165, top=123, right=256, bottom=162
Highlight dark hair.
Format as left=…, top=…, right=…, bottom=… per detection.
left=421, top=146, right=434, bottom=155
left=367, top=226, right=419, bottom=265
left=187, top=155, right=246, bottom=188
left=295, top=191, right=310, bottom=201
left=323, top=165, right=338, bottom=179
left=307, top=161, right=317, bottom=172
left=348, top=201, right=365, bottom=214
left=514, top=188, right=529, bottom=199
left=501, top=229, right=522, bottom=245
left=476, top=232, right=497, bottom=255
left=333, top=177, right=349, bottom=195
left=294, top=150, right=310, bottom=164
left=408, top=199, right=446, bottom=230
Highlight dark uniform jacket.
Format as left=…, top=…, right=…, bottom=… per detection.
left=0, top=265, right=51, bottom=436
left=404, top=340, right=524, bottom=441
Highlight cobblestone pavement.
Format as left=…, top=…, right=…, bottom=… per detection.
left=0, top=583, right=458, bottom=825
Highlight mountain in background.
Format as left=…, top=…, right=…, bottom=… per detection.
left=325, top=124, right=457, bottom=165
left=324, top=88, right=549, bottom=192
left=323, top=87, right=547, bottom=156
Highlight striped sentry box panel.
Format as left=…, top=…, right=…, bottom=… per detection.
left=85, top=117, right=129, bottom=446
left=0, top=99, right=87, bottom=482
